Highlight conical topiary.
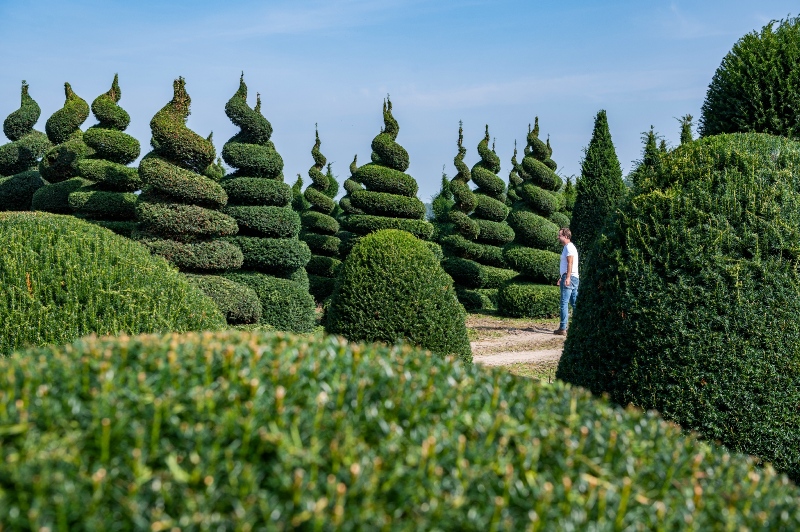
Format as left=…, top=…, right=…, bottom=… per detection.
left=0, top=81, right=51, bottom=210
left=325, top=229, right=471, bottom=362
left=218, top=74, right=315, bottom=332
left=440, top=125, right=517, bottom=311
left=134, top=77, right=260, bottom=326
left=498, top=118, right=566, bottom=318
left=32, top=83, right=93, bottom=213
left=66, top=74, right=142, bottom=236
left=300, top=127, right=341, bottom=303
left=340, top=98, right=433, bottom=242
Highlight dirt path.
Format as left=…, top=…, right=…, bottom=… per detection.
left=467, top=314, right=565, bottom=368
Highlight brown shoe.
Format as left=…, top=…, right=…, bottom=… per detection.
left=553, top=328, right=566, bottom=336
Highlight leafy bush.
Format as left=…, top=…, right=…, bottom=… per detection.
left=342, top=213, right=434, bottom=240
left=557, top=132, right=800, bottom=481
left=497, top=278, right=560, bottom=318
left=700, top=16, right=800, bottom=138
left=0, top=171, right=45, bottom=211
left=225, top=235, right=311, bottom=272
left=504, top=246, right=560, bottom=284
left=221, top=176, right=292, bottom=206
left=32, top=177, right=91, bottom=214
left=325, top=229, right=471, bottom=361
left=441, top=234, right=506, bottom=268
left=0, top=212, right=224, bottom=354
left=2, top=330, right=798, bottom=529
left=223, top=271, right=316, bottom=332
left=184, top=273, right=262, bottom=325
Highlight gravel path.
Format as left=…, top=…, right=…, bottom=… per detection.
left=467, top=314, right=566, bottom=367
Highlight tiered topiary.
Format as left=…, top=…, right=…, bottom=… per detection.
left=340, top=98, right=433, bottom=242
left=300, top=128, right=342, bottom=303
left=0, top=211, right=225, bottom=355
left=134, top=77, right=260, bottom=326
left=32, top=82, right=93, bottom=213
left=326, top=229, right=471, bottom=362
left=558, top=132, right=800, bottom=483
left=0, top=81, right=51, bottom=210
left=218, top=75, right=315, bottom=332
left=498, top=118, right=566, bottom=318
left=66, top=74, right=141, bottom=237
left=441, top=125, right=516, bottom=310
left=3, top=329, right=800, bottom=528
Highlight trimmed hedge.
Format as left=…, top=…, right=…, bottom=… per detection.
left=32, top=177, right=91, bottom=214
left=508, top=210, right=560, bottom=252
left=0, top=82, right=51, bottom=187
left=223, top=271, right=316, bottom=332
left=221, top=176, right=292, bottom=206
left=448, top=210, right=480, bottom=239
left=557, top=132, right=800, bottom=482
left=497, top=278, right=560, bottom=318
left=135, top=236, right=244, bottom=272
left=139, top=155, right=227, bottom=207
left=136, top=201, right=238, bottom=240
left=44, top=82, right=89, bottom=145
left=343, top=214, right=434, bottom=240
left=39, top=134, right=93, bottom=184
left=223, top=204, right=300, bottom=238
left=0, top=171, right=45, bottom=211
left=1, top=330, right=797, bottom=527
left=504, top=246, right=560, bottom=284
left=441, top=234, right=506, bottom=268
left=456, top=286, right=498, bottom=311
left=473, top=193, right=509, bottom=221
left=300, top=210, right=339, bottom=235
left=475, top=218, right=515, bottom=245
left=184, top=273, right=261, bottom=325
left=301, top=231, right=341, bottom=256
left=76, top=159, right=141, bottom=191
left=226, top=235, right=311, bottom=273
left=0, top=212, right=225, bottom=354
left=68, top=190, right=137, bottom=220
left=326, top=229, right=471, bottom=361
left=520, top=183, right=559, bottom=216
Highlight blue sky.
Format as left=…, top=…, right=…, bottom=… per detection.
left=0, top=1, right=796, bottom=202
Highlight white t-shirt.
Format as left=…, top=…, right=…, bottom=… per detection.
left=560, top=242, right=579, bottom=278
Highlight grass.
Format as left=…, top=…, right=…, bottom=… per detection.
left=505, top=360, right=559, bottom=383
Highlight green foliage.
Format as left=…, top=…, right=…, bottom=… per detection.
left=225, top=235, right=311, bottom=273
left=44, top=83, right=89, bottom=145
left=76, top=159, right=141, bottom=191
left=4, top=81, right=41, bottom=141
left=507, top=211, right=560, bottom=253
left=456, top=286, right=498, bottom=311
left=548, top=211, right=570, bottom=228
left=32, top=177, right=91, bottom=214
left=0, top=171, right=45, bottom=211
left=700, top=16, right=800, bottom=139
left=441, top=234, right=506, bottom=268
left=571, top=110, right=625, bottom=254
left=221, top=176, right=292, bottom=206
left=627, top=126, right=662, bottom=193
left=679, top=114, right=694, bottom=145
left=520, top=183, right=559, bottom=216
left=39, top=134, right=94, bottom=184
left=343, top=99, right=432, bottom=241
left=68, top=190, right=137, bottom=220
left=558, top=132, right=800, bottom=482
left=475, top=218, right=514, bottom=245
left=223, top=271, right=316, bottom=332
left=224, top=205, right=300, bottom=238
left=497, top=278, right=560, bottom=318
left=326, top=229, right=471, bottom=361
left=562, top=177, right=577, bottom=212
left=136, top=77, right=242, bottom=295
left=0, top=212, right=224, bottom=354
left=504, top=246, right=560, bottom=284
left=473, top=193, right=509, bottom=221
left=5, top=330, right=800, bottom=528
left=184, top=273, right=261, bottom=325
left=0, top=82, right=51, bottom=187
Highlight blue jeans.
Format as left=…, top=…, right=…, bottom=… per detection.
left=559, top=274, right=579, bottom=330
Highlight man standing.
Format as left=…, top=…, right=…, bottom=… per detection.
left=554, top=227, right=579, bottom=335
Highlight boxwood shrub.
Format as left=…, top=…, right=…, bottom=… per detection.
left=0, top=212, right=224, bottom=354
left=326, top=229, right=471, bottom=361
left=223, top=204, right=300, bottom=238
left=350, top=189, right=426, bottom=219
left=473, top=193, right=509, bottom=221
left=223, top=271, right=316, bottom=332
left=221, top=177, right=292, bottom=206
left=0, top=171, right=45, bottom=211
left=343, top=214, right=434, bottom=240
left=352, top=163, right=418, bottom=196
left=558, top=132, right=800, bottom=482
left=226, top=235, right=311, bottom=273
left=31, top=177, right=92, bottom=214
left=504, top=246, right=560, bottom=284
left=497, top=278, right=560, bottom=318
left=508, top=210, right=560, bottom=252
left=136, top=236, right=244, bottom=272
left=1, top=330, right=798, bottom=529
left=184, top=273, right=261, bottom=325
left=441, top=234, right=506, bottom=268
left=475, top=218, right=515, bottom=245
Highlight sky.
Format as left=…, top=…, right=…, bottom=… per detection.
left=0, top=1, right=797, bottom=202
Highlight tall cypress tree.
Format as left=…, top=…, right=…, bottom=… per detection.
left=218, top=75, right=316, bottom=332
left=440, top=125, right=516, bottom=310
left=32, top=83, right=93, bottom=213
left=679, top=114, right=694, bottom=145
left=300, top=127, right=342, bottom=303
left=340, top=98, right=433, bottom=242
left=67, top=74, right=141, bottom=236
left=628, top=126, right=662, bottom=193
left=498, top=118, right=566, bottom=318
left=570, top=110, right=625, bottom=256
left=135, top=77, right=261, bottom=325
left=0, top=81, right=50, bottom=210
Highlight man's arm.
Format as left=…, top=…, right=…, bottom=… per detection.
left=564, top=255, right=574, bottom=286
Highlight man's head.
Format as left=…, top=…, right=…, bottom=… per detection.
left=557, top=227, right=572, bottom=246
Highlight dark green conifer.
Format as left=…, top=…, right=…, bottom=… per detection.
left=679, top=114, right=694, bottom=145
left=439, top=124, right=516, bottom=310
left=0, top=81, right=50, bottom=210
left=628, top=126, right=662, bottom=193
left=135, top=77, right=260, bottom=326
left=218, top=75, right=315, bottom=332
left=340, top=98, right=433, bottom=241
left=66, top=74, right=141, bottom=236
left=570, top=110, right=625, bottom=256
left=300, top=127, right=341, bottom=303
left=32, top=83, right=93, bottom=213
left=498, top=118, right=566, bottom=318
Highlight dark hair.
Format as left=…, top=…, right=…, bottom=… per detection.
left=559, top=227, right=572, bottom=240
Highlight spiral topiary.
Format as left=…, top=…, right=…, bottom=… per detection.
left=325, top=229, right=471, bottom=362
left=498, top=118, right=567, bottom=318
left=300, top=127, right=341, bottom=303
left=340, top=98, right=433, bottom=242
left=0, top=81, right=50, bottom=210
left=33, top=82, right=93, bottom=214
left=440, top=125, right=517, bottom=310
left=64, top=74, right=141, bottom=236
left=219, top=74, right=314, bottom=332
left=134, top=77, right=258, bottom=325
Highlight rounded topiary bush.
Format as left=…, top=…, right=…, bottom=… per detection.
left=557, top=132, right=800, bottom=482
left=0, top=212, right=225, bottom=354
left=325, top=229, right=471, bottom=362
left=1, top=330, right=799, bottom=529
left=183, top=273, right=262, bottom=325
left=223, top=271, right=316, bottom=333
